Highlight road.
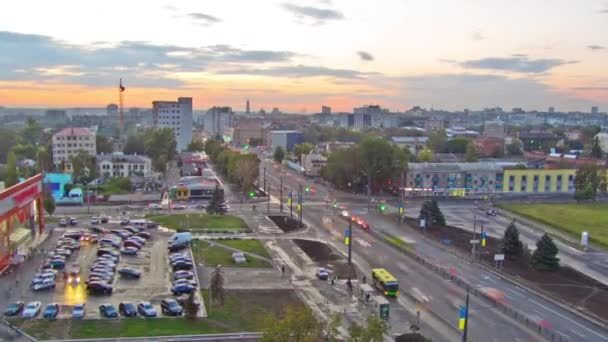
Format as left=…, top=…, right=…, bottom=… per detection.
left=261, top=159, right=608, bottom=342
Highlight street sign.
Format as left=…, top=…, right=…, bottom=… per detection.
left=470, top=239, right=480, bottom=244
left=419, top=219, right=426, bottom=228
left=494, top=254, right=505, bottom=261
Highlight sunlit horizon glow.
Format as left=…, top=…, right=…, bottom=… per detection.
left=1, top=0, right=607, bottom=112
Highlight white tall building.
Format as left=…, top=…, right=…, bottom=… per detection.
left=204, top=106, right=234, bottom=137
left=153, top=97, right=193, bottom=151
left=52, top=127, right=96, bottom=172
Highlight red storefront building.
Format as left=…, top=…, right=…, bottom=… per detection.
left=0, top=174, right=45, bottom=272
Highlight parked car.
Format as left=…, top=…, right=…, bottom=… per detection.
left=99, top=304, right=118, bottom=318
left=97, top=249, right=120, bottom=258
left=148, top=203, right=162, bottom=210
left=168, top=242, right=188, bottom=252
left=137, top=301, right=157, bottom=317
left=118, top=268, right=141, bottom=279
left=4, top=301, right=24, bottom=316
left=136, top=231, right=151, bottom=239
left=120, top=246, right=139, bottom=256
left=43, top=303, right=60, bottom=319
left=171, top=284, right=195, bottom=295
left=87, top=281, right=113, bottom=295
left=123, top=227, right=141, bottom=234
left=118, top=302, right=137, bottom=317
left=100, top=216, right=109, bottom=224
left=170, top=257, right=192, bottom=265
left=317, top=268, right=329, bottom=280
left=123, top=240, right=143, bottom=249
left=89, top=226, right=108, bottom=234
left=120, top=218, right=130, bottom=225
left=69, top=217, right=78, bottom=226
left=486, top=209, right=498, bottom=216
left=32, top=279, right=56, bottom=291
left=172, top=261, right=194, bottom=271
left=173, top=270, right=195, bottom=280
left=58, top=218, right=68, bottom=227
left=161, top=298, right=183, bottom=316
left=173, top=279, right=197, bottom=288
left=22, top=301, right=42, bottom=318
left=72, top=303, right=86, bottom=318
left=171, top=204, right=186, bottom=210
left=128, top=236, right=146, bottom=245
left=99, top=239, right=121, bottom=248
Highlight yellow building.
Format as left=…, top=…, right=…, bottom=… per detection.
left=502, top=169, right=576, bottom=193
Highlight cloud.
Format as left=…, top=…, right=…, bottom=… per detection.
left=600, top=8, right=608, bottom=13
left=572, top=86, right=608, bottom=91
left=357, top=51, right=374, bottom=61
left=188, top=12, right=221, bottom=26
left=472, top=31, right=484, bottom=41
left=587, top=45, right=605, bottom=50
left=280, top=3, right=344, bottom=25
left=0, top=31, right=297, bottom=87
left=217, top=65, right=378, bottom=79
left=459, top=56, right=576, bottom=73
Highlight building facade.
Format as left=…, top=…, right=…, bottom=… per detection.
left=152, top=97, right=193, bottom=152
left=391, top=136, right=428, bottom=154
left=232, top=121, right=264, bottom=146
left=267, top=130, right=304, bottom=152
left=405, top=162, right=504, bottom=196
left=502, top=169, right=575, bottom=193
left=302, top=153, right=327, bottom=177
left=483, top=118, right=506, bottom=139
left=204, top=106, right=234, bottom=138
left=52, top=127, right=96, bottom=172
left=96, top=152, right=152, bottom=179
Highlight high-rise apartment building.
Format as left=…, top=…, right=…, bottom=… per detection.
left=204, top=106, right=234, bottom=137
left=152, top=97, right=193, bottom=152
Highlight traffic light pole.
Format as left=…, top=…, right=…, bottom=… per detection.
left=263, top=167, right=266, bottom=195
left=348, top=215, right=352, bottom=265
left=289, top=188, right=293, bottom=218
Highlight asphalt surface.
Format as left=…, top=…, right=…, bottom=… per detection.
left=261, top=159, right=608, bottom=342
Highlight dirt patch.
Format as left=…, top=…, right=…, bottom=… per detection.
left=269, top=215, right=305, bottom=232
left=405, top=218, right=608, bottom=322
left=293, top=239, right=357, bottom=279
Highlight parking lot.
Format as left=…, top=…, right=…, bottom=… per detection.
left=2, top=217, right=202, bottom=320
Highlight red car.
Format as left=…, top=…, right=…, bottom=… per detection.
left=123, top=240, right=143, bottom=249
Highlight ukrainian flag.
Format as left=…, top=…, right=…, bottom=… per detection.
left=481, top=232, right=487, bottom=247
left=459, top=306, right=467, bottom=330
left=345, top=237, right=350, bottom=246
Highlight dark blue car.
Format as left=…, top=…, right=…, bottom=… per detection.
left=118, top=268, right=141, bottom=279
left=99, top=304, right=118, bottom=318
left=43, top=303, right=59, bottom=319
left=119, top=302, right=137, bottom=317
left=4, top=301, right=24, bottom=316
left=171, top=284, right=195, bottom=295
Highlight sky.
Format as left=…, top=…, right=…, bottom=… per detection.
left=0, top=0, right=607, bottom=112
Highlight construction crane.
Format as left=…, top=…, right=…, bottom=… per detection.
left=119, top=78, right=125, bottom=138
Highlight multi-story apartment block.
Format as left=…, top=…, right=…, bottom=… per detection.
left=52, top=127, right=96, bottom=172
left=152, top=97, right=193, bottom=152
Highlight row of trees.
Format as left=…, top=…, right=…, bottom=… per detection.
left=501, top=221, right=560, bottom=271
left=204, top=139, right=260, bottom=192
left=124, top=128, right=177, bottom=172
left=321, top=137, right=408, bottom=191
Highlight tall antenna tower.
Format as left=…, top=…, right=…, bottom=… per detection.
left=119, top=78, right=125, bottom=137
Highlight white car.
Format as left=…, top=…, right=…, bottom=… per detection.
left=32, top=279, right=56, bottom=291
left=22, top=301, right=42, bottom=318
left=148, top=203, right=162, bottom=210
left=90, top=216, right=100, bottom=224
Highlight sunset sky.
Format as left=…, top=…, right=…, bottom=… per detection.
left=1, top=0, right=607, bottom=112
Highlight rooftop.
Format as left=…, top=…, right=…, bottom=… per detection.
left=54, top=127, right=94, bottom=137
left=408, top=162, right=504, bottom=172
left=97, top=153, right=150, bottom=163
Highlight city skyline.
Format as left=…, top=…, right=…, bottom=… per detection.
left=1, top=0, right=607, bottom=112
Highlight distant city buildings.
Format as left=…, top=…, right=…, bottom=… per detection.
left=391, top=136, right=428, bottom=155
left=97, top=152, right=152, bottom=178
left=204, top=106, right=234, bottom=138
left=483, top=118, right=506, bottom=139
left=301, top=153, right=327, bottom=176
left=106, top=103, right=118, bottom=115
left=52, top=127, right=96, bottom=172
left=592, top=106, right=599, bottom=115
left=267, top=130, right=303, bottom=152
left=152, top=97, right=193, bottom=152
left=232, top=119, right=264, bottom=146
left=322, top=105, right=331, bottom=115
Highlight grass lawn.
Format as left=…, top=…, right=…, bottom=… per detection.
left=192, top=240, right=273, bottom=268
left=145, top=214, right=247, bottom=230
left=13, top=291, right=301, bottom=339
left=499, top=203, right=608, bottom=249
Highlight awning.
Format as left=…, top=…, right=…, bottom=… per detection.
left=9, top=227, right=32, bottom=248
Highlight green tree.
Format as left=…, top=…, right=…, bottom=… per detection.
left=187, top=139, right=205, bottom=152
left=465, top=142, right=479, bottom=162
left=96, top=134, right=113, bottom=154
left=445, top=137, right=470, bottom=154
left=4, top=151, right=19, bottom=187
left=21, top=117, right=43, bottom=146
left=184, top=292, right=198, bottom=321
left=210, top=265, right=225, bottom=307
left=591, top=137, right=603, bottom=159
left=0, top=128, right=18, bottom=163
left=70, top=150, right=96, bottom=184
left=144, top=128, right=177, bottom=172
left=273, top=146, right=285, bottom=163
left=43, top=193, right=56, bottom=216
left=124, top=132, right=146, bottom=155
left=574, top=164, right=607, bottom=200
left=206, top=184, right=226, bottom=215
left=419, top=200, right=445, bottom=226
left=531, top=233, right=560, bottom=271
left=348, top=315, right=388, bottom=342
left=36, top=146, right=52, bottom=173
left=11, top=143, right=37, bottom=160
left=231, top=156, right=260, bottom=192
left=418, top=148, right=434, bottom=162
left=261, top=305, right=342, bottom=342
left=427, top=129, right=447, bottom=153
left=502, top=221, right=524, bottom=258
left=293, top=142, right=315, bottom=163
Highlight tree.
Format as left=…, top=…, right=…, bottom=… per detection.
left=506, top=140, right=523, bottom=156
left=206, top=184, right=226, bottom=215
left=273, top=146, right=285, bottom=163
left=43, top=193, right=56, bottom=216
left=184, top=292, right=198, bottom=320
left=21, top=117, right=43, bottom=146
left=531, top=233, right=560, bottom=271
left=187, top=139, right=205, bottom=152
left=418, top=148, right=433, bottom=162
left=465, top=142, right=479, bottom=162
left=574, top=164, right=607, bottom=200
left=502, top=221, right=524, bottom=258
left=232, top=157, right=260, bottom=192
left=36, top=146, right=52, bottom=173
left=96, top=134, right=113, bottom=154
left=70, top=150, right=96, bottom=184
left=4, top=151, right=18, bottom=188
left=591, top=137, right=603, bottom=159
left=0, top=128, right=18, bottom=163
left=261, top=305, right=341, bottom=342
left=445, top=137, right=470, bottom=154
left=210, top=265, right=225, bottom=307
left=293, top=142, right=315, bottom=163
left=123, top=132, right=146, bottom=155
left=427, top=129, right=447, bottom=153
left=347, top=315, right=388, bottom=342
left=419, top=200, right=445, bottom=226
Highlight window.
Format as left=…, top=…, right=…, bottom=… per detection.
left=545, top=175, right=551, bottom=192
left=521, top=175, right=527, bottom=192
left=557, top=175, right=563, bottom=191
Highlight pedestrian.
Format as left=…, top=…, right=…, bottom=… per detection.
left=346, top=277, right=352, bottom=291
left=281, top=265, right=285, bottom=276
left=331, top=277, right=335, bottom=286
left=362, top=275, right=366, bottom=284
left=365, top=292, right=370, bottom=302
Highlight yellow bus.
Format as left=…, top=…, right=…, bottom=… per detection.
left=371, top=268, right=399, bottom=297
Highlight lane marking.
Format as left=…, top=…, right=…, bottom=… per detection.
left=570, top=329, right=586, bottom=338
left=527, top=298, right=608, bottom=340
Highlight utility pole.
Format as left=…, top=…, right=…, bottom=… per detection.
left=367, top=173, right=372, bottom=211
left=263, top=167, right=266, bottom=195
left=298, top=183, right=303, bottom=227
left=462, top=288, right=470, bottom=342
left=348, top=215, right=353, bottom=265
left=472, top=215, right=477, bottom=258
left=289, top=188, right=293, bottom=218
left=479, top=223, right=485, bottom=262
left=279, top=176, right=283, bottom=212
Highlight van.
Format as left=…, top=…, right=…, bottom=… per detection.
left=168, top=232, right=193, bottom=247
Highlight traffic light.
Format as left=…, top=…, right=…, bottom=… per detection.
left=305, top=186, right=311, bottom=192
left=244, top=144, right=250, bottom=150
left=248, top=191, right=255, bottom=198
left=378, top=203, right=387, bottom=212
